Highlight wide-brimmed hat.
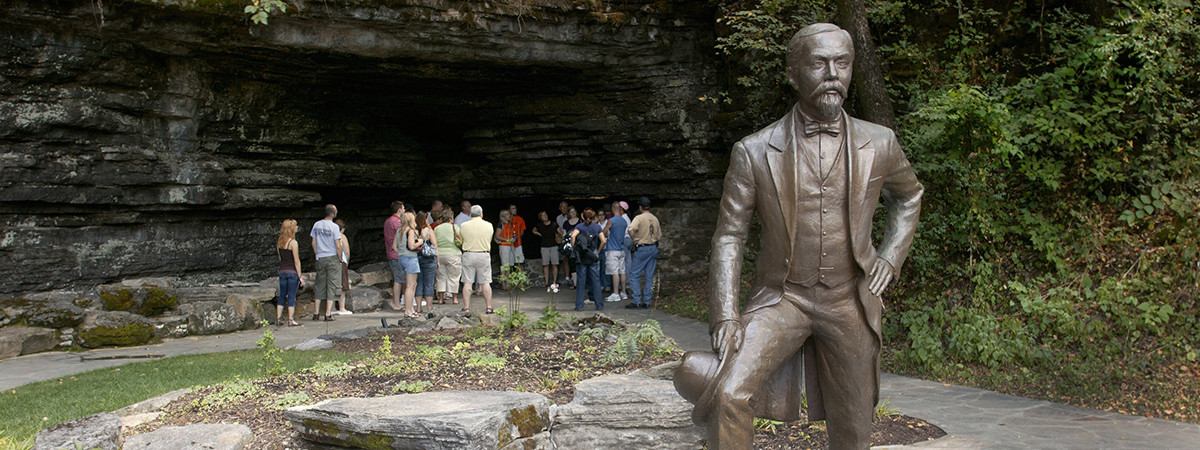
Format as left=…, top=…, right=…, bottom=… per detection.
left=674, top=350, right=726, bottom=425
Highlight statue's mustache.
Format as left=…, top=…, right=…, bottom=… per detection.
left=811, top=83, right=847, bottom=99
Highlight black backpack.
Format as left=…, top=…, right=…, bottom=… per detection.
left=574, top=233, right=601, bottom=265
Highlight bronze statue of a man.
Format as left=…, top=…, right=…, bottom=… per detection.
left=674, top=23, right=923, bottom=449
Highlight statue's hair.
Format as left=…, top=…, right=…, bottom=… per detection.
left=786, top=23, right=853, bottom=75
left=794, top=22, right=843, bottom=39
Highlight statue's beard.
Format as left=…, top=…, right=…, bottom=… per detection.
left=809, top=84, right=847, bottom=119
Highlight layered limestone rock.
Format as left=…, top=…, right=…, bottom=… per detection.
left=179, top=301, right=241, bottom=335
left=77, top=310, right=154, bottom=348
left=33, top=412, right=123, bottom=450
left=123, top=423, right=254, bottom=450
left=286, top=391, right=550, bottom=449
left=0, top=326, right=59, bottom=359
left=0, top=0, right=726, bottom=294
left=550, top=372, right=703, bottom=449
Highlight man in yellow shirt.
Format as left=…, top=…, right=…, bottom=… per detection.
left=459, top=205, right=495, bottom=314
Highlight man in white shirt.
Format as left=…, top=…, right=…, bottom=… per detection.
left=454, top=200, right=472, bottom=226
left=555, top=201, right=569, bottom=229
left=310, top=204, right=344, bottom=321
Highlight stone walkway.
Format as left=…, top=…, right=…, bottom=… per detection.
left=3, top=287, right=1199, bottom=448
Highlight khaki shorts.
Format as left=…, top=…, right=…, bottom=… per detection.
left=461, top=252, right=492, bottom=284
left=436, top=254, right=462, bottom=293
left=605, top=250, right=626, bottom=274
left=315, top=255, right=342, bottom=300
left=499, top=245, right=518, bottom=267
left=540, top=246, right=560, bottom=265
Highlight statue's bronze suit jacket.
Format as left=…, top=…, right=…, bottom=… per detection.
left=705, top=107, right=923, bottom=421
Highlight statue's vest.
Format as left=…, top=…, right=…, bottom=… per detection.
left=786, top=131, right=855, bottom=288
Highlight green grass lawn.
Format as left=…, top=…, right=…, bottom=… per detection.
left=0, top=347, right=359, bottom=448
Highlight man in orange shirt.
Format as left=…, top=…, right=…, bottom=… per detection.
left=507, top=204, right=527, bottom=267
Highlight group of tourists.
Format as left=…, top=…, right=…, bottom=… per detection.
left=547, top=197, right=661, bottom=311
left=271, top=196, right=661, bottom=325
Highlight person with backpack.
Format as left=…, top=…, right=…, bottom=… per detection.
left=568, top=208, right=607, bottom=311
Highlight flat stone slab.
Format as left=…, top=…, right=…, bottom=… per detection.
left=34, top=412, right=122, bottom=450
left=551, top=373, right=703, bottom=449
left=113, top=388, right=191, bottom=417
left=0, top=326, right=58, bottom=359
left=286, top=390, right=550, bottom=450
left=123, top=423, right=253, bottom=449
left=880, top=373, right=1200, bottom=449
left=290, top=338, right=333, bottom=351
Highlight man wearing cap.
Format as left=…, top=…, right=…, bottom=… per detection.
left=626, top=197, right=660, bottom=309
left=674, top=23, right=923, bottom=449
left=603, top=201, right=631, bottom=303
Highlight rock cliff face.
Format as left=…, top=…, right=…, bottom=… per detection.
left=0, top=0, right=727, bottom=294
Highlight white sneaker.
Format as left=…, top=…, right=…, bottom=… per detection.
left=605, top=293, right=621, bottom=303
left=620, top=292, right=629, bottom=301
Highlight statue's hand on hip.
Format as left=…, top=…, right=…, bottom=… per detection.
left=868, top=258, right=895, bottom=298
left=712, top=319, right=743, bottom=358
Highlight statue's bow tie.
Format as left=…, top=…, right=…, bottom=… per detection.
left=803, top=120, right=841, bottom=137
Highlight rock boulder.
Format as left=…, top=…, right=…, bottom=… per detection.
left=96, top=280, right=178, bottom=317
left=77, top=311, right=154, bottom=348
left=286, top=391, right=550, bottom=450
left=150, top=315, right=190, bottom=339
left=123, top=423, right=253, bottom=450
left=0, top=326, right=58, bottom=358
left=550, top=373, right=704, bottom=449
left=225, top=294, right=264, bottom=330
left=34, top=412, right=122, bottom=450
left=357, top=264, right=393, bottom=287
left=180, top=302, right=241, bottom=335
left=345, top=286, right=385, bottom=313
left=177, top=284, right=275, bottom=305
left=0, top=297, right=86, bottom=328
left=24, top=301, right=86, bottom=328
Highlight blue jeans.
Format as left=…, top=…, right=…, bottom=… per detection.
left=278, top=272, right=299, bottom=307
left=629, top=244, right=658, bottom=306
left=575, top=262, right=603, bottom=310
left=416, top=255, right=438, bottom=297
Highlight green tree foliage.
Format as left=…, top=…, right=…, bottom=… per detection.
left=244, top=0, right=287, bottom=25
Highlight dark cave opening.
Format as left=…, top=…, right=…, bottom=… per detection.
left=0, top=0, right=724, bottom=292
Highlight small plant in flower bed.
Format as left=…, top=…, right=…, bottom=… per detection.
left=132, top=320, right=682, bottom=449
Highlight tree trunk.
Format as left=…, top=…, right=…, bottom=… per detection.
left=835, top=0, right=896, bottom=129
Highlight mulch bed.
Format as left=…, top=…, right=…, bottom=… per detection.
left=131, top=321, right=944, bottom=449
left=752, top=414, right=945, bottom=449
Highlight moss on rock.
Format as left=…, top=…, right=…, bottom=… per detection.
left=79, top=322, right=153, bottom=347
left=97, top=285, right=178, bottom=317
left=99, top=288, right=136, bottom=312
left=142, top=287, right=178, bottom=316
left=78, top=311, right=155, bottom=348
left=508, top=404, right=546, bottom=437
